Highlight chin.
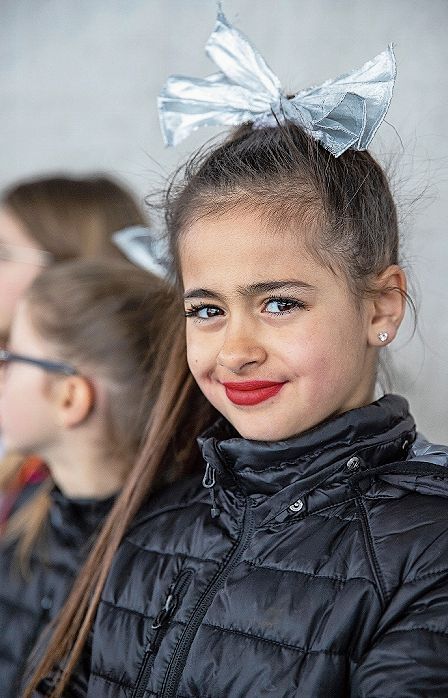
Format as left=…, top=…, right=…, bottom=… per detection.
left=230, top=419, right=297, bottom=443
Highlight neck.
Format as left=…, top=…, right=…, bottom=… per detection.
left=42, top=436, right=127, bottom=500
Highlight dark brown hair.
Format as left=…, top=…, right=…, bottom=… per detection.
left=2, top=174, right=146, bottom=261
left=25, top=121, right=403, bottom=695
left=165, top=121, right=400, bottom=295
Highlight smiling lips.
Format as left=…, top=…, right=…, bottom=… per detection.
left=222, top=380, right=287, bottom=406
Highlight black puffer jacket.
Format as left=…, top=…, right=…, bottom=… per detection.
left=0, top=486, right=113, bottom=698
left=73, top=395, right=448, bottom=697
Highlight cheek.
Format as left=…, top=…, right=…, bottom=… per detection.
left=186, top=326, right=215, bottom=380
left=1, top=373, right=49, bottom=440
left=278, top=320, right=361, bottom=382
left=0, top=378, right=25, bottom=436
left=186, top=329, right=204, bottom=380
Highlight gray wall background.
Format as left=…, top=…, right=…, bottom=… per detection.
left=1, top=0, right=448, bottom=441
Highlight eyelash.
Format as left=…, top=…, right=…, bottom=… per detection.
left=183, top=303, right=221, bottom=320
left=184, top=296, right=308, bottom=321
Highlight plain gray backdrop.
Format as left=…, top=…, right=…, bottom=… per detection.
left=1, top=0, right=447, bottom=440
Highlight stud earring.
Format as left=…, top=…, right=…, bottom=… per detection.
left=378, top=331, right=389, bottom=343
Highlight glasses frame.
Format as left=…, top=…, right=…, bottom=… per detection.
left=0, top=349, right=78, bottom=376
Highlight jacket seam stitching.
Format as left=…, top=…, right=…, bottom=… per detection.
left=404, top=568, right=448, bottom=584
left=244, top=559, right=376, bottom=587
left=127, top=495, right=210, bottom=530
left=314, top=511, right=357, bottom=523
left=99, top=598, right=153, bottom=620
left=261, top=494, right=359, bottom=528
left=356, top=495, right=388, bottom=605
left=382, top=627, right=448, bottom=640
left=201, top=621, right=361, bottom=662
left=123, top=538, right=221, bottom=564
left=90, top=670, right=133, bottom=688
left=310, top=496, right=359, bottom=516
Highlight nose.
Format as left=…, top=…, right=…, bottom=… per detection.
left=216, top=318, right=267, bottom=374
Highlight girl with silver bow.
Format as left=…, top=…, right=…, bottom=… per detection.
left=26, top=9, right=448, bottom=697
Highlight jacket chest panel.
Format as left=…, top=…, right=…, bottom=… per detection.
left=193, top=560, right=381, bottom=651
left=244, top=503, right=373, bottom=582
left=179, top=629, right=354, bottom=697
left=0, top=544, right=80, bottom=695
left=94, top=546, right=233, bottom=688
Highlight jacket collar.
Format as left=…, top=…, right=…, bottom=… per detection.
left=198, top=395, right=415, bottom=501
left=49, top=487, right=115, bottom=544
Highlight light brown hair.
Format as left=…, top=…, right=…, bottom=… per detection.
left=0, top=175, right=149, bottom=494
left=2, top=174, right=146, bottom=261
left=24, top=121, right=404, bottom=695
left=2, top=260, right=184, bottom=569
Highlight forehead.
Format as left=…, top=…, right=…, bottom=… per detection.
left=0, top=206, right=36, bottom=248
left=179, top=208, right=340, bottom=292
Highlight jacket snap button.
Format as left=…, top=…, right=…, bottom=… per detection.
left=289, top=499, right=304, bottom=513
left=346, top=457, right=360, bottom=471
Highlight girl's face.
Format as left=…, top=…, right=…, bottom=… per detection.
left=0, top=301, right=61, bottom=455
left=181, top=208, right=380, bottom=441
left=0, top=206, right=49, bottom=340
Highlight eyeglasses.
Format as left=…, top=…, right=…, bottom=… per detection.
left=0, top=349, right=78, bottom=376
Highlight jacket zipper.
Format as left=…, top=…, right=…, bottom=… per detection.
left=132, top=569, right=194, bottom=698
left=160, top=496, right=254, bottom=698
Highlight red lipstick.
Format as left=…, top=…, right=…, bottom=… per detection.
left=222, top=380, right=286, bottom=406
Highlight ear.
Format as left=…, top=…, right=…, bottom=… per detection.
left=56, top=376, right=95, bottom=428
left=367, top=265, right=407, bottom=347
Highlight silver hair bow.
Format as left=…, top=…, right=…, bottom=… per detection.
left=158, top=9, right=396, bottom=157
left=113, top=226, right=170, bottom=278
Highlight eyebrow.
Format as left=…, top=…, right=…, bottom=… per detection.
left=183, top=280, right=316, bottom=301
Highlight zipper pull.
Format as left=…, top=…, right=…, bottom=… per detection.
left=202, top=463, right=221, bottom=518
left=152, top=593, right=175, bottom=629
left=151, top=568, right=194, bottom=631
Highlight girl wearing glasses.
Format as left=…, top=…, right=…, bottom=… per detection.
left=0, top=260, right=192, bottom=697
left=0, top=174, right=149, bottom=538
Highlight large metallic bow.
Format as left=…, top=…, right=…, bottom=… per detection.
left=158, top=9, right=396, bottom=157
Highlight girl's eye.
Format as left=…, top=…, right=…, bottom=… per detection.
left=184, top=304, right=224, bottom=320
left=263, top=297, right=306, bottom=314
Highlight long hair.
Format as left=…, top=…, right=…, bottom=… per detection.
left=24, top=120, right=405, bottom=695
left=23, top=326, right=215, bottom=696
left=2, top=260, right=187, bottom=572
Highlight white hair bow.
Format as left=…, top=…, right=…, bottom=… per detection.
left=113, top=226, right=170, bottom=278
left=158, top=9, right=396, bottom=157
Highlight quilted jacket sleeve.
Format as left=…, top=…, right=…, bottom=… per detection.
left=350, top=567, right=448, bottom=697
